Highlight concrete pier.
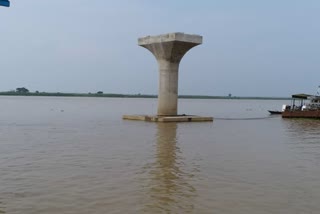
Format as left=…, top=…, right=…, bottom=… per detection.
left=122, top=115, right=213, bottom=122
left=123, top=32, right=213, bottom=122
left=138, top=33, right=202, bottom=116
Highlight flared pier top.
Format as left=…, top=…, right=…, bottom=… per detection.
left=138, top=32, right=202, bottom=46
left=138, top=32, right=202, bottom=64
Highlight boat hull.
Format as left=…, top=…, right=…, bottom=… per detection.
left=268, top=110, right=282, bottom=115
left=282, top=110, right=320, bottom=118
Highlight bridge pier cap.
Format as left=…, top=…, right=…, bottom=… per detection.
left=138, top=32, right=202, bottom=116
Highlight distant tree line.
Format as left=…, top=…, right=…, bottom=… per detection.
left=0, top=87, right=291, bottom=100
left=10, top=87, right=105, bottom=95
left=16, top=87, right=29, bottom=93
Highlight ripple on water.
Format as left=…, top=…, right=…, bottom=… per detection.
left=2, top=98, right=320, bottom=213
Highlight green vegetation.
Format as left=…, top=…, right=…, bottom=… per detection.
left=178, top=95, right=290, bottom=100
left=0, top=89, right=156, bottom=98
left=16, top=87, right=29, bottom=93
left=0, top=88, right=290, bottom=100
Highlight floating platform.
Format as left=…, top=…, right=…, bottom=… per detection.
left=122, top=115, right=213, bottom=122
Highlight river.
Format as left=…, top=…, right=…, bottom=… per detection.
left=1, top=96, right=320, bottom=213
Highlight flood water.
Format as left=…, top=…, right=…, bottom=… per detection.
left=1, top=96, right=320, bottom=213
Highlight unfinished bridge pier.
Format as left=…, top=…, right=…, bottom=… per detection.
left=123, top=32, right=213, bottom=122
left=139, top=33, right=202, bottom=116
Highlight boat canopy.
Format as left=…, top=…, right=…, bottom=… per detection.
left=291, top=94, right=312, bottom=99
left=310, top=96, right=320, bottom=101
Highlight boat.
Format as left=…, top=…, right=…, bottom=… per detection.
left=282, top=93, right=320, bottom=119
left=268, top=110, right=282, bottom=115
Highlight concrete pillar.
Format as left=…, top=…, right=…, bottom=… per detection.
left=138, top=33, right=202, bottom=116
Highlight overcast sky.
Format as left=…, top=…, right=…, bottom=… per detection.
left=1, top=0, right=319, bottom=96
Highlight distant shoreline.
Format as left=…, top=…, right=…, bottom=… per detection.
left=0, top=92, right=291, bottom=100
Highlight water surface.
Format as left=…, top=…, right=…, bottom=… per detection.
left=1, top=96, right=320, bottom=213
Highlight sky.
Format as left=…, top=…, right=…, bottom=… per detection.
left=0, top=0, right=320, bottom=97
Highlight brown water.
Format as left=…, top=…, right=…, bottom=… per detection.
left=1, top=96, right=320, bottom=213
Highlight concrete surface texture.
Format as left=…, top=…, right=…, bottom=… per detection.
left=138, top=32, right=202, bottom=116
left=122, top=115, right=213, bottom=122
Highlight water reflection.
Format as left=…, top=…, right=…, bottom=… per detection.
left=144, top=123, right=196, bottom=213
left=0, top=201, right=5, bottom=213
left=283, top=119, right=320, bottom=162
left=284, top=119, right=320, bottom=143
